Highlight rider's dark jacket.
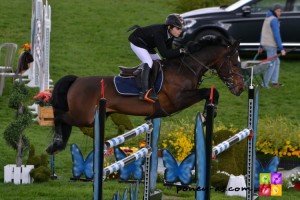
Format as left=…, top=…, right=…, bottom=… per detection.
left=128, top=24, right=181, bottom=58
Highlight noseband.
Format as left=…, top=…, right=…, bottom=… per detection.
left=218, top=49, right=244, bottom=90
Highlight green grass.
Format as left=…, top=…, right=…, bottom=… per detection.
left=1, top=0, right=300, bottom=199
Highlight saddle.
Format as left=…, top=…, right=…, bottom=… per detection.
left=119, top=64, right=143, bottom=77
left=116, top=61, right=169, bottom=119
left=118, top=60, right=161, bottom=88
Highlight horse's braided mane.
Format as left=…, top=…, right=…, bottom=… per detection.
left=162, top=36, right=232, bottom=66
left=186, top=36, right=231, bottom=54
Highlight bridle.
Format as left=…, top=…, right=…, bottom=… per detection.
left=216, top=48, right=244, bottom=91
left=180, top=44, right=244, bottom=90
left=180, top=51, right=215, bottom=76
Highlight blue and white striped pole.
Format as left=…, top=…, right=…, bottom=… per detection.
left=212, top=128, right=251, bottom=156
left=105, top=122, right=152, bottom=149
left=103, top=147, right=151, bottom=178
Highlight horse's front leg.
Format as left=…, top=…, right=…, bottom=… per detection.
left=176, top=88, right=219, bottom=121
left=200, top=88, right=219, bottom=120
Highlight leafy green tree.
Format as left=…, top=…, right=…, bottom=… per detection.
left=3, top=82, right=32, bottom=166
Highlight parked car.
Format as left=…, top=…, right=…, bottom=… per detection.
left=176, top=0, right=300, bottom=51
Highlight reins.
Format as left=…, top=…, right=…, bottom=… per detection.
left=180, top=43, right=244, bottom=89
left=180, top=46, right=227, bottom=78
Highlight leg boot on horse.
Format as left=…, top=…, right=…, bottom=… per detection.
left=46, top=120, right=72, bottom=154
left=201, top=89, right=219, bottom=124
left=139, top=63, right=158, bottom=103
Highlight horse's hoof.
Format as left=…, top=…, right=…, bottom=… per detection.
left=46, top=141, right=66, bottom=155
left=46, top=144, right=60, bottom=155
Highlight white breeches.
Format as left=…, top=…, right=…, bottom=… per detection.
left=130, top=43, right=161, bottom=68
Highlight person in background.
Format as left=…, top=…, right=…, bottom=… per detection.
left=258, top=3, right=286, bottom=88
left=128, top=14, right=186, bottom=102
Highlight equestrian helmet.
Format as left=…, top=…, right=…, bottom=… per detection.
left=165, top=14, right=185, bottom=29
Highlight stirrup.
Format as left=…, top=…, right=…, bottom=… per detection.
left=142, top=89, right=158, bottom=104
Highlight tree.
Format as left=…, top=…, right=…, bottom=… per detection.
left=3, top=82, right=32, bottom=166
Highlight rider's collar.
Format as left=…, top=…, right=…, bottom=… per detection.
left=167, top=30, right=173, bottom=39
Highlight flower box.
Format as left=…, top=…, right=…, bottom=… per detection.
left=4, top=164, right=34, bottom=184
left=38, top=106, right=54, bottom=126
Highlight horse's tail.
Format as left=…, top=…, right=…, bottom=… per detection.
left=47, top=75, right=78, bottom=154
left=51, top=75, right=78, bottom=111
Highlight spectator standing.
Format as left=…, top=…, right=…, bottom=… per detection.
left=258, top=3, right=286, bottom=88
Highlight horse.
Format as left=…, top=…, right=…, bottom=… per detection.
left=46, top=37, right=245, bottom=155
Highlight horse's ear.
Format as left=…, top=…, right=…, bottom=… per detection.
left=231, top=40, right=240, bottom=50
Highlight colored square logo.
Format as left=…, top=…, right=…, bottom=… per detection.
left=259, top=184, right=271, bottom=196
left=260, top=173, right=271, bottom=184
left=271, top=172, right=282, bottom=184
left=271, top=184, right=282, bottom=196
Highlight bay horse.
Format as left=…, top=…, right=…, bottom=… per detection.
left=46, top=37, right=245, bottom=154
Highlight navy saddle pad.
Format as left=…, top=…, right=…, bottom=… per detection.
left=113, top=70, right=163, bottom=96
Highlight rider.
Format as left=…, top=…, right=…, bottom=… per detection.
left=128, top=13, right=186, bottom=103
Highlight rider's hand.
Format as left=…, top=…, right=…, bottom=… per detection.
left=281, top=49, right=286, bottom=56
left=258, top=47, right=263, bottom=54
left=180, top=48, right=188, bottom=54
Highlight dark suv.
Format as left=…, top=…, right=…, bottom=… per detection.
left=176, top=0, right=300, bottom=51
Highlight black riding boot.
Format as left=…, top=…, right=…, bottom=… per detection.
left=139, top=63, right=158, bottom=103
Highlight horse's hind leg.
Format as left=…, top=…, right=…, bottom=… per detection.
left=46, top=110, right=72, bottom=155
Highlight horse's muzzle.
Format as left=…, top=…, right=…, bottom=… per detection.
left=230, top=84, right=246, bottom=96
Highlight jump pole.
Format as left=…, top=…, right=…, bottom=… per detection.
left=149, top=118, right=162, bottom=199
left=195, top=84, right=257, bottom=200
left=93, top=80, right=106, bottom=200
left=212, top=128, right=251, bottom=156
left=205, top=86, right=215, bottom=199
left=103, top=147, right=151, bottom=177
left=195, top=112, right=207, bottom=200
left=195, top=86, right=215, bottom=200
left=105, top=121, right=153, bottom=149
left=246, top=82, right=255, bottom=199
left=103, top=119, right=162, bottom=200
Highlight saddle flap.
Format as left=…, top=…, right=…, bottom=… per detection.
left=119, top=65, right=142, bottom=77
left=114, top=62, right=163, bottom=96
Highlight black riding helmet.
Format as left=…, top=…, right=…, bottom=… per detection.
left=165, top=14, right=185, bottom=30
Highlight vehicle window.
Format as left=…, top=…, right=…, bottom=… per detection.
left=285, top=0, right=300, bottom=11
left=292, top=2, right=300, bottom=11
left=251, top=0, right=285, bottom=13
left=295, top=4, right=300, bottom=11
